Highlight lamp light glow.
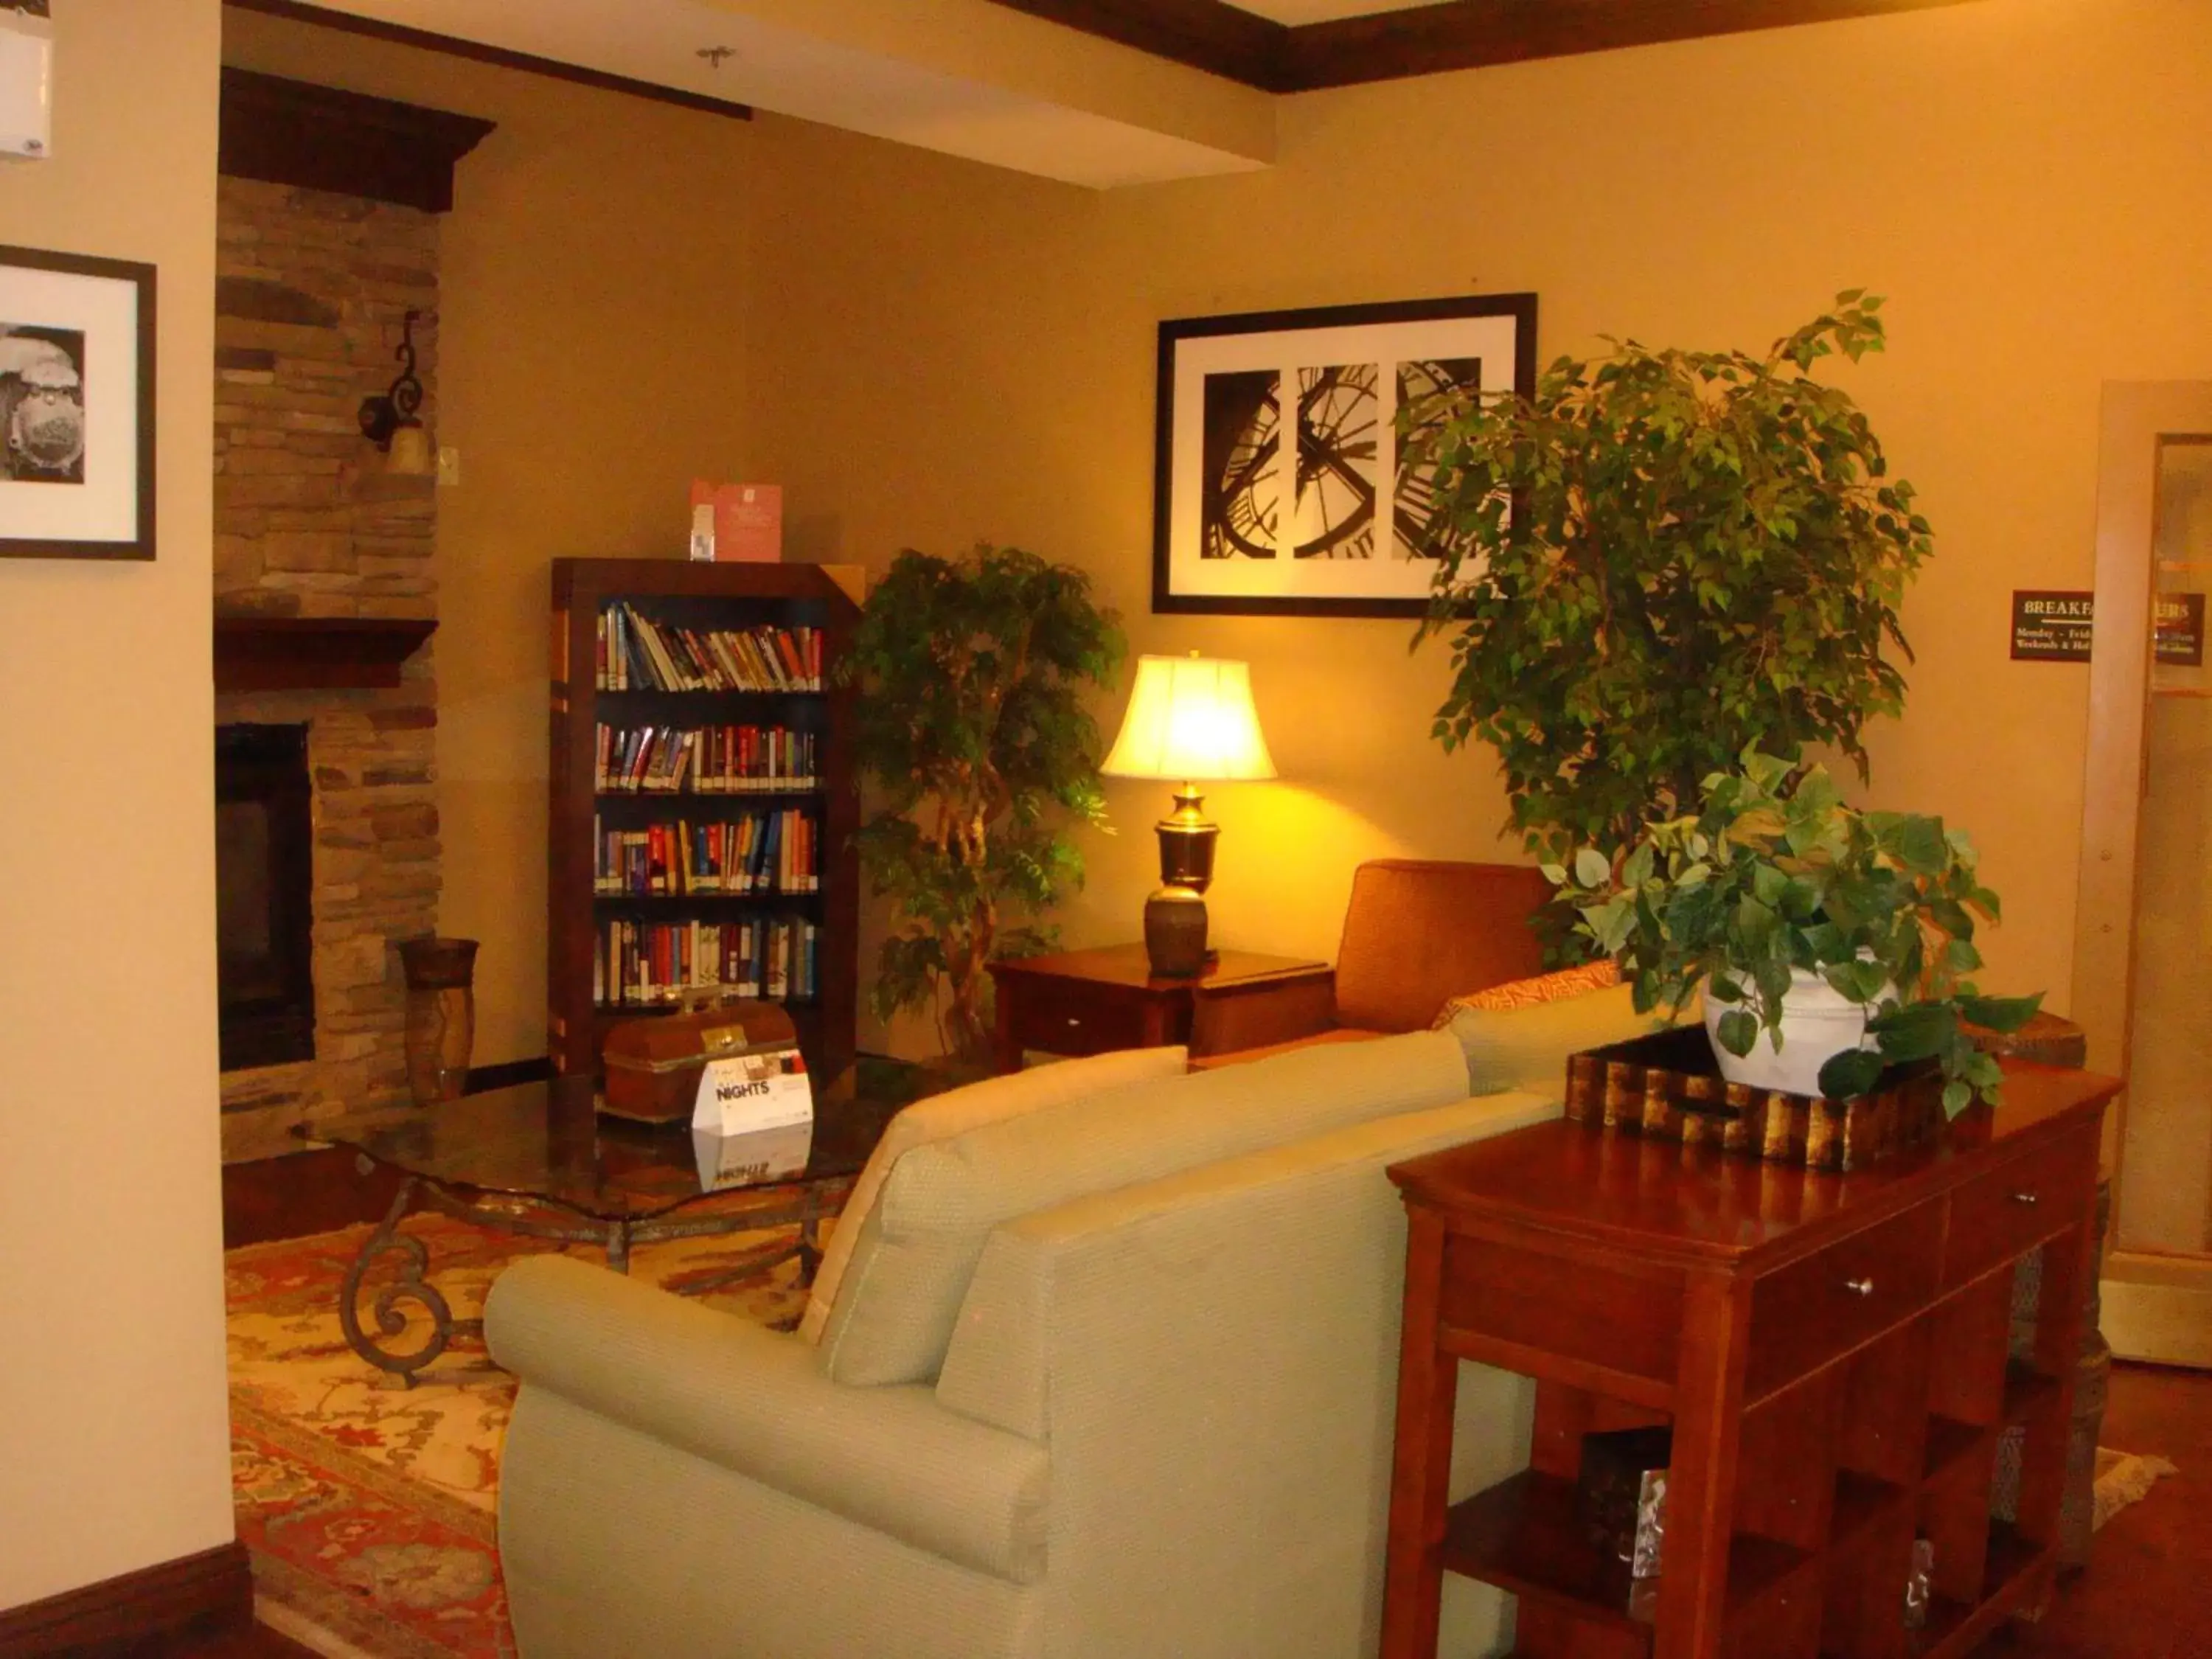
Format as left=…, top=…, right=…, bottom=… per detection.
left=1100, top=655, right=1277, bottom=783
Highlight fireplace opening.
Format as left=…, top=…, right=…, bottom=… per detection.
left=218, top=723, right=316, bottom=1071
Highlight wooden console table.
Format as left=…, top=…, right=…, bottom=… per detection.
left=1380, top=1062, right=2115, bottom=1659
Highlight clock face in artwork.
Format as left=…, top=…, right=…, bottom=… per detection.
left=1293, top=362, right=1379, bottom=559
left=1200, top=369, right=1281, bottom=560
left=1394, top=356, right=1484, bottom=560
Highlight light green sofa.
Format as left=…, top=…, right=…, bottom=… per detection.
left=484, top=1026, right=1605, bottom=1659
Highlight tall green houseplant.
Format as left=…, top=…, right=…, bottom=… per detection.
left=1405, top=291, right=1932, bottom=865
left=839, top=544, right=1124, bottom=1066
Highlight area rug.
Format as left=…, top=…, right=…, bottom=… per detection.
left=227, top=1211, right=812, bottom=1659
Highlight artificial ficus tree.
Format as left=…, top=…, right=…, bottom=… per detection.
left=1405, top=291, right=1932, bottom=866
left=838, top=543, right=1124, bottom=1066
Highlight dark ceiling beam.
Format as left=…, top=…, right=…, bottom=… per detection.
left=984, top=0, right=1994, bottom=91
left=219, top=68, right=495, bottom=212
left=224, top=0, right=756, bottom=122
left=1280, top=0, right=1993, bottom=89
left=981, top=0, right=1288, bottom=88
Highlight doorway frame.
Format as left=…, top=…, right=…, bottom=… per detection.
left=2070, top=379, right=2212, bottom=1366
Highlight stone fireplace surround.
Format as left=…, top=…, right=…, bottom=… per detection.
left=213, top=170, right=445, bottom=1164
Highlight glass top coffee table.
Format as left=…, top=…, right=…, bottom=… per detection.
left=303, top=1057, right=938, bottom=1386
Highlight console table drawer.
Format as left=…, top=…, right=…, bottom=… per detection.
left=1002, top=977, right=1152, bottom=1056
left=1944, top=1124, right=2096, bottom=1290
left=1747, top=1199, right=1944, bottom=1398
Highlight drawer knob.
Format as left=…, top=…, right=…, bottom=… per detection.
left=1066, top=1017, right=1082, bottom=1027
left=1843, top=1276, right=1876, bottom=1298
left=2011, top=1191, right=2039, bottom=1206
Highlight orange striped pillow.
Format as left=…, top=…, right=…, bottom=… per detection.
left=1430, top=958, right=1621, bottom=1029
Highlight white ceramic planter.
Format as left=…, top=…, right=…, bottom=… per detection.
left=1703, top=968, right=1886, bottom=1097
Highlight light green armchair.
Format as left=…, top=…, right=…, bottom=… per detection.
left=485, top=1032, right=1563, bottom=1659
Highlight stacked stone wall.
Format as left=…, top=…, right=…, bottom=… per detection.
left=213, top=176, right=444, bottom=1162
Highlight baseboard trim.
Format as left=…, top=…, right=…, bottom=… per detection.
left=2102, top=1268, right=2212, bottom=1367
left=465, top=1055, right=552, bottom=1093
left=0, top=1539, right=252, bottom=1656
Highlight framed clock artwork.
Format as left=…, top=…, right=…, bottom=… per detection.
left=1152, top=292, right=1534, bottom=617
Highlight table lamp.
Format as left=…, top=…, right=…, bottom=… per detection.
left=1100, top=652, right=1277, bottom=977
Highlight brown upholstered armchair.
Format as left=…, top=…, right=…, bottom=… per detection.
left=1187, top=859, right=1553, bottom=1067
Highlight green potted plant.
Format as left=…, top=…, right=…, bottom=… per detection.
left=1548, top=751, right=2042, bottom=1115
left=838, top=543, right=1124, bottom=1068
left=1405, top=292, right=1930, bottom=867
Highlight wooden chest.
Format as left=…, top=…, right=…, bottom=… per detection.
left=599, top=998, right=798, bottom=1123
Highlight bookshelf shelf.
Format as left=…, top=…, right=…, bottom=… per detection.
left=549, top=558, right=860, bottom=1085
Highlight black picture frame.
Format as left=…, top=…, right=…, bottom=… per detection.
left=1152, top=291, right=1534, bottom=618
left=0, top=243, right=157, bottom=561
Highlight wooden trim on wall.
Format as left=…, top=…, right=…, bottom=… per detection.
left=0, top=1540, right=253, bottom=1655
left=220, top=67, right=495, bottom=212
left=1280, top=0, right=1993, bottom=89
left=982, top=0, right=1286, bottom=88
left=2067, top=382, right=2212, bottom=1206
left=225, top=0, right=755, bottom=122
left=985, top=0, right=1994, bottom=91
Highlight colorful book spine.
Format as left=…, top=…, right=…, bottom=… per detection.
left=593, top=724, right=821, bottom=794
left=594, top=914, right=820, bottom=1008
left=597, top=605, right=825, bottom=694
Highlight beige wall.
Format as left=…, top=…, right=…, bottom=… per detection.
left=0, top=0, right=232, bottom=1608
left=224, top=10, right=775, bottom=1065
left=741, top=0, right=2212, bottom=1045
left=238, top=0, right=2212, bottom=1064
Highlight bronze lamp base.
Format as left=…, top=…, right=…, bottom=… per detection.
left=1144, top=883, right=1210, bottom=978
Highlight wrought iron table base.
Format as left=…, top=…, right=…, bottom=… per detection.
left=338, top=1156, right=843, bottom=1386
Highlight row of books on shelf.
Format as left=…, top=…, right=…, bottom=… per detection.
left=595, top=917, right=819, bottom=1007
left=597, top=603, right=824, bottom=692
left=596, top=722, right=821, bottom=795
left=594, top=810, right=821, bottom=897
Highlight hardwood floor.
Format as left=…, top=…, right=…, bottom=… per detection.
left=142, top=1618, right=320, bottom=1657
left=221, top=1143, right=417, bottom=1249
left=2006, top=1360, right=2210, bottom=1658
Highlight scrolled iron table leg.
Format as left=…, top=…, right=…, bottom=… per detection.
left=338, top=1178, right=458, bottom=1389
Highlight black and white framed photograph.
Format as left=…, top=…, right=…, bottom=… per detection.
left=1152, top=292, right=1534, bottom=617
left=0, top=243, right=156, bottom=560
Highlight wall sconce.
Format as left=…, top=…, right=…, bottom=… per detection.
left=358, top=308, right=431, bottom=476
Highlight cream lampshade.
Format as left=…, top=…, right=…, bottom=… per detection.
left=1101, top=653, right=1277, bottom=977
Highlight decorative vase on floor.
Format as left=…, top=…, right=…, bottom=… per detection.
left=1702, top=967, right=1886, bottom=1096
left=398, top=936, right=477, bottom=1106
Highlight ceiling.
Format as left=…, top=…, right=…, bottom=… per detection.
left=234, top=0, right=1988, bottom=190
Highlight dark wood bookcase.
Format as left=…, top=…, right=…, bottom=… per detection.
left=547, top=558, right=861, bottom=1088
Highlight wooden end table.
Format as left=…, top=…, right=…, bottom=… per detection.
left=1379, top=1062, right=2116, bottom=1659
left=984, top=944, right=1325, bottom=1074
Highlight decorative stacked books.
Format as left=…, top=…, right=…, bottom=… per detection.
left=1563, top=1025, right=1943, bottom=1172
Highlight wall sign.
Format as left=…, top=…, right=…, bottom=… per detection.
left=2157, top=592, right=2205, bottom=668
left=2009, top=588, right=2207, bottom=667
left=2011, top=591, right=2093, bottom=662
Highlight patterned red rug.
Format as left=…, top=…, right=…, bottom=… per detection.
left=227, top=1211, right=809, bottom=1658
